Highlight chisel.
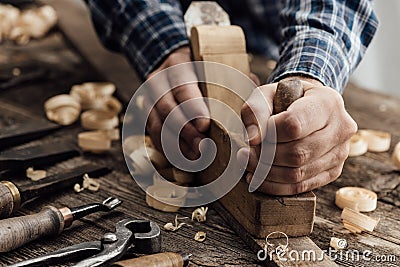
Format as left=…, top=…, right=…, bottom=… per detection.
left=0, top=140, right=80, bottom=174
left=0, top=164, right=109, bottom=218
left=0, top=120, right=61, bottom=150
left=0, top=197, right=122, bottom=252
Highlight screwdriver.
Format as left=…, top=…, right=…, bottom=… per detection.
left=0, top=197, right=122, bottom=252
left=112, top=252, right=191, bottom=267
left=0, top=163, right=109, bottom=218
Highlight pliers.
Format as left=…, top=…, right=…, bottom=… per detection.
left=8, top=218, right=162, bottom=267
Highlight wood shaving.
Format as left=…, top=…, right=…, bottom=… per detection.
left=335, top=187, right=377, bottom=212
left=341, top=207, right=379, bottom=233
left=26, top=167, right=47, bottom=181
left=74, top=173, right=100, bottom=193
left=70, top=82, right=120, bottom=113
left=81, top=110, right=119, bottom=130
left=194, top=231, right=206, bottom=242
left=192, top=207, right=208, bottom=222
left=163, top=215, right=190, bottom=231
left=129, top=147, right=169, bottom=176
left=146, top=184, right=187, bottom=212
left=359, top=130, right=391, bottom=152
left=44, top=94, right=81, bottom=126
left=0, top=4, right=57, bottom=45
left=123, top=135, right=154, bottom=156
left=74, top=183, right=84, bottom=193
left=330, top=237, right=347, bottom=250
left=78, top=131, right=112, bottom=153
left=349, top=132, right=368, bottom=157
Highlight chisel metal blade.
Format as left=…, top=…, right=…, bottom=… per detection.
left=0, top=140, right=80, bottom=173
left=0, top=120, right=61, bottom=150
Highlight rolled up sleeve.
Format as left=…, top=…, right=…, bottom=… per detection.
left=269, top=0, right=378, bottom=93
left=85, top=0, right=189, bottom=80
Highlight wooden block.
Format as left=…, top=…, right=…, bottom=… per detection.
left=190, top=25, right=246, bottom=60
left=191, top=25, right=316, bottom=238
left=214, top=201, right=337, bottom=267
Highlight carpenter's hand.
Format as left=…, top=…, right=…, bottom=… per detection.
left=237, top=77, right=357, bottom=195
left=144, top=46, right=210, bottom=159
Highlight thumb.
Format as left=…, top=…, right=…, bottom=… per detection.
left=241, top=83, right=275, bottom=145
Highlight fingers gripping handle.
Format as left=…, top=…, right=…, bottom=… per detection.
left=0, top=206, right=65, bottom=252
left=273, top=78, right=304, bottom=114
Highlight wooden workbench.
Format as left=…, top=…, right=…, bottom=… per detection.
left=0, top=2, right=399, bottom=266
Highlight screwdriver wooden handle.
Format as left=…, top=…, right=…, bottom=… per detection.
left=0, top=181, right=18, bottom=218
left=112, top=252, right=188, bottom=267
left=273, top=78, right=304, bottom=114
left=0, top=206, right=65, bottom=252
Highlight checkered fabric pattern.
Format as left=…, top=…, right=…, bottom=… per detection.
left=85, top=0, right=378, bottom=93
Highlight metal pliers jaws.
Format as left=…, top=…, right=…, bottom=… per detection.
left=9, top=218, right=161, bottom=267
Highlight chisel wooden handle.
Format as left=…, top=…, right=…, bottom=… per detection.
left=112, top=252, right=189, bottom=267
left=273, top=78, right=304, bottom=114
left=0, top=206, right=65, bottom=252
left=0, top=181, right=18, bottom=218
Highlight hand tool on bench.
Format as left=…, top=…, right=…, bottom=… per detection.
left=0, top=100, right=62, bottom=150
left=9, top=218, right=161, bottom=267
left=0, top=196, right=122, bottom=252
left=112, top=252, right=191, bottom=267
left=0, top=140, right=80, bottom=175
left=0, top=120, right=61, bottom=150
left=185, top=1, right=316, bottom=238
left=183, top=3, right=338, bottom=266
left=0, top=163, right=110, bottom=218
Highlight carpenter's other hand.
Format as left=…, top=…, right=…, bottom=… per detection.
left=237, top=77, right=357, bottom=195
left=144, top=46, right=210, bottom=160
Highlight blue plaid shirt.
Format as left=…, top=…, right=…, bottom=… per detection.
left=85, top=0, right=378, bottom=93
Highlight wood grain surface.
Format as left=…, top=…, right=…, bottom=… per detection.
left=0, top=2, right=399, bottom=266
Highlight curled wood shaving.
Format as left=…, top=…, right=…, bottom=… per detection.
left=0, top=4, right=57, bottom=45
left=359, top=130, right=391, bottom=152
left=349, top=132, right=368, bottom=157
left=163, top=215, right=189, bottom=231
left=192, top=207, right=208, bottom=222
left=78, top=131, right=112, bottom=153
left=74, top=183, right=85, bottom=193
left=393, top=142, right=400, bottom=169
left=123, top=135, right=154, bottom=156
left=335, top=187, right=377, bottom=212
left=194, top=231, right=206, bottom=242
left=146, top=185, right=187, bottom=212
left=330, top=237, right=347, bottom=250
left=74, top=173, right=100, bottom=193
left=341, top=207, right=379, bottom=233
left=70, top=82, right=120, bottom=113
left=81, top=110, right=119, bottom=130
left=129, top=147, right=169, bottom=176
left=26, top=167, right=47, bottom=181
left=44, top=94, right=81, bottom=126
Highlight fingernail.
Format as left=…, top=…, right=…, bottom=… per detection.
left=246, top=125, right=259, bottom=141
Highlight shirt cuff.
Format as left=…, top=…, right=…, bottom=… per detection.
left=122, top=5, right=189, bottom=80
left=268, top=30, right=350, bottom=93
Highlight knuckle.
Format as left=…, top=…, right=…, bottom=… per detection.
left=241, top=102, right=253, bottom=118
left=156, top=101, right=172, bottom=118
left=286, top=167, right=304, bottom=183
left=290, top=145, right=309, bottom=166
left=291, top=182, right=308, bottom=195
left=330, top=90, right=345, bottom=108
left=330, top=166, right=343, bottom=181
left=283, top=114, right=302, bottom=140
